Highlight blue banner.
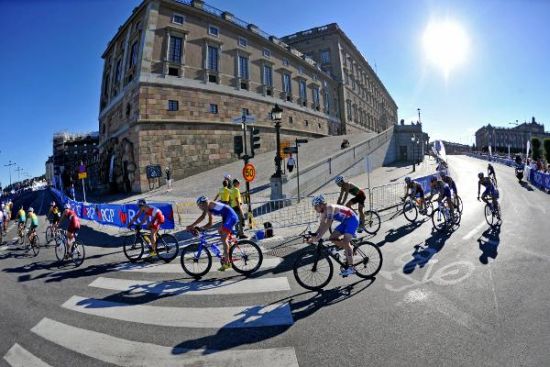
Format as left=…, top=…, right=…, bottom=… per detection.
left=531, top=170, right=550, bottom=191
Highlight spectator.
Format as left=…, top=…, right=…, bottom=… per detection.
left=69, top=183, right=76, bottom=200
left=287, top=154, right=296, bottom=173
left=341, top=139, right=350, bottom=149
left=214, top=180, right=230, bottom=205
left=165, top=167, right=172, bottom=192
left=224, top=173, right=233, bottom=189
left=230, top=179, right=246, bottom=238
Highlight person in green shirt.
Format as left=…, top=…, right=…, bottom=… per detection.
left=229, top=179, right=246, bottom=238
left=26, top=207, right=39, bottom=244
left=214, top=179, right=231, bottom=205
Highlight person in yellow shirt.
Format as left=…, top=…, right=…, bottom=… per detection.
left=229, top=179, right=246, bottom=238
left=214, top=180, right=230, bottom=205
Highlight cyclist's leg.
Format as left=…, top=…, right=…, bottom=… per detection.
left=218, top=227, right=229, bottom=261
left=150, top=224, right=160, bottom=252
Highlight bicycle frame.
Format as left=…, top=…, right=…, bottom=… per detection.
left=310, top=238, right=353, bottom=269
left=192, top=231, right=225, bottom=260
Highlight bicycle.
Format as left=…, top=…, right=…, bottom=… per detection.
left=17, top=223, right=25, bottom=245
left=123, top=224, right=179, bottom=263
left=180, top=229, right=263, bottom=278
left=453, top=194, right=464, bottom=214
left=54, top=230, right=85, bottom=267
left=480, top=198, right=501, bottom=227
left=293, top=232, right=383, bottom=290
left=431, top=200, right=461, bottom=232
left=21, top=228, right=40, bottom=257
left=44, top=222, right=59, bottom=246
left=402, top=196, right=434, bottom=223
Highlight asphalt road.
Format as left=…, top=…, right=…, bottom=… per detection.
left=1, top=155, right=549, bottom=367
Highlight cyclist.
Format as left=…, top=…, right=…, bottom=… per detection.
left=487, top=163, right=497, bottom=186
left=477, top=172, right=500, bottom=219
left=16, top=206, right=26, bottom=234
left=60, top=203, right=81, bottom=258
left=427, top=177, right=455, bottom=217
left=127, top=199, right=165, bottom=257
left=402, top=177, right=427, bottom=213
left=308, top=195, right=359, bottom=277
left=1, top=203, right=7, bottom=234
left=335, top=176, right=366, bottom=229
left=440, top=172, right=459, bottom=208
left=48, top=201, right=62, bottom=232
left=186, top=196, right=238, bottom=271
left=25, top=207, right=39, bottom=243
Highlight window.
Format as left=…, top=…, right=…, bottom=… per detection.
left=241, top=108, right=249, bottom=116
left=346, top=100, right=352, bottom=121
left=207, top=45, right=219, bottom=71
left=353, top=104, right=357, bottom=121
left=289, top=116, right=293, bottom=123
left=238, top=56, right=249, bottom=79
left=305, top=120, right=309, bottom=127
left=299, top=80, right=307, bottom=101
left=172, top=14, right=185, bottom=24
left=168, top=100, right=179, bottom=111
left=263, top=65, right=273, bottom=87
left=238, top=37, right=247, bottom=47
left=323, top=90, right=330, bottom=113
left=169, top=36, right=183, bottom=63
left=208, top=25, right=219, bottom=37
left=283, top=73, right=291, bottom=94
left=312, top=87, right=320, bottom=107
left=282, top=58, right=289, bottom=67
left=320, top=49, right=330, bottom=64
left=114, top=58, right=122, bottom=82
left=263, top=48, right=271, bottom=58
left=209, top=104, right=218, bottom=114
left=298, top=66, right=304, bottom=74
left=128, top=41, right=138, bottom=69
left=168, top=67, right=179, bottom=76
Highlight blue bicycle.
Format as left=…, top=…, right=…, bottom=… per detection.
left=180, top=229, right=263, bottom=278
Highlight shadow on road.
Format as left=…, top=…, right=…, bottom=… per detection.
left=376, top=221, right=424, bottom=247
left=402, top=230, right=452, bottom=274
left=477, top=225, right=501, bottom=264
left=519, top=181, right=535, bottom=191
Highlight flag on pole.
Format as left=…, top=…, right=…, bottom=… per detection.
left=489, top=145, right=492, bottom=156
left=526, top=140, right=530, bottom=158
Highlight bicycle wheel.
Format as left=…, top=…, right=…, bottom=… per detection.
left=156, top=234, right=179, bottom=263
left=45, top=226, right=54, bottom=244
left=431, top=208, right=448, bottom=232
left=30, top=236, right=40, bottom=257
left=352, top=240, right=383, bottom=278
left=485, top=204, right=495, bottom=226
left=180, top=243, right=212, bottom=278
left=123, top=235, right=144, bottom=262
left=455, top=196, right=463, bottom=214
left=71, top=241, right=85, bottom=267
left=230, top=240, right=263, bottom=275
left=424, top=201, right=434, bottom=217
left=293, top=249, right=333, bottom=290
left=403, top=200, right=418, bottom=222
left=362, top=210, right=381, bottom=235
left=54, top=241, right=66, bottom=263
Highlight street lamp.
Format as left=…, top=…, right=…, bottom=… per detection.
left=271, top=104, right=283, bottom=178
left=411, top=135, right=417, bottom=172
left=417, top=108, right=421, bottom=124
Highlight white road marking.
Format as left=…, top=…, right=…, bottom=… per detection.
left=0, top=245, right=8, bottom=251
left=89, top=276, right=291, bottom=295
left=31, top=318, right=299, bottom=367
left=62, top=295, right=294, bottom=328
left=3, top=343, right=53, bottom=367
left=462, top=221, right=487, bottom=241
left=113, top=257, right=282, bottom=274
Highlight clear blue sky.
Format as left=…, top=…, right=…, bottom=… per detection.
left=1, top=0, right=550, bottom=186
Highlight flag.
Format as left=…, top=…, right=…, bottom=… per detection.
left=489, top=145, right=492, bottom=156
left=526, top=140, right=530, bottom=158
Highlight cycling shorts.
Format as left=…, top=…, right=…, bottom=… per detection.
left=334, top=215, right=359, bottom=235
left=482, top=186, right=497, bottom=199
left=220, top=211, right=238, bottom=234
left=29, top=224, right=38, bottom=231
left=349, top=190, right=366, bottom=206
left=414, top=187, right=425, bottom=198
left=442, top=185, right=452, bottom=199
left=68, top=223, right=80, bottom=234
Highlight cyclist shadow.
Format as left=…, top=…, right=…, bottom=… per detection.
left=519, top=181, right=534, bottom=191
left=170, top=280, right=374, bottom=356
left=477, top=225, right=501, bottom=264
left=402, top=231, right=452, bottom=274
left=376, top=221, right=424, bottom=247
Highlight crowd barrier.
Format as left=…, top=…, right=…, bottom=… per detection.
left=49, top=188, right=175, bottom=230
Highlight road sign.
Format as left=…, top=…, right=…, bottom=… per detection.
left=242, top=163, right=256, bottom=182
left=78, top=172, right=88, bottom=179
left=280, top=140, right=291, bottom=158
left=232, top=115, right=257, bottom=124
left=283, top=146, right=298, bottom=154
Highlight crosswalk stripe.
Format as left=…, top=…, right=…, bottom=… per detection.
left=0, top=245, right=8, bottom=251
left=62, top=295, right=294, bottom=328
left=32, top=318, right=299, bottom=366
left=113, top=257, right=282, bottom=274
left=89, top=276, right=291, bottom=295
left=3, top=343, right=53, bottom=367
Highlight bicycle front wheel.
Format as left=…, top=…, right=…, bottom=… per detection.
left=30, top=236, right=40, bottom=257
left=123, top=235, right=144, bottom=262
left=455, top=196, right=463, bottom=214
left=293, top=250, right=333, bottom=290
left=156, top=234, right=179, bottom=263
left=45, top=226, right=54, bottom=244
left=431, top=208, right=448, bottom=232
left=353, top=241, right=383, bottom=278
left=180, top=243, right=212, bottom=278
left=71, top=241, right=85, bottom=267
left=230, top=240, right=263, bottom=275
left=54, top=241, right=66, bottom=263
left=403, top=200, right=418, bottom=222
left=362, top=210, right=381, bottom=235
left=485, top=204, right=495, bottom=226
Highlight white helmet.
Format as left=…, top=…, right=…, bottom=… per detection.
left=196, top=195, right=208, bottom=205
left=311, top=195, right=326, bottom=207
left=334, top=176, right=344, bottom=185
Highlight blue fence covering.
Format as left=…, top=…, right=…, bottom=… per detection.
left=49, top=188, right=175, bottom=229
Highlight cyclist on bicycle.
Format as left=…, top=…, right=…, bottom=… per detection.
left=60, top=203, right=81, bottom=258
left=440, top=172, right=459, bottom=207
left=127, top=199, right=165, bottom=257
left=487, top=164, right=497, bottom=186
left=48, top=201, right=61, bottom=232
left=335, top=176, right=366, bottom=229
left=477, top=172, right=500, bottom=219
left=402, top=177, right=427, bottom=213
left=309, top=195, right=359, bottom=277
left=25, top=207, right=39, bottom=243
left=16, top=206, right=26, bottom=232
left=186, top=196, right=238, bottom=271
left=427, top=177, right=455, bottom=216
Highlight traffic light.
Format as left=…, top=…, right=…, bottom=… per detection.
left=233, top=135, right=243, bottom=156
left=250, top=128, right=261, bottom=156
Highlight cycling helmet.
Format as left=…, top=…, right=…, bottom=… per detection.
left=224, top=173, right=231, bottom=180
left=478, top=172, right=484, bottom=179
left=28, top=207, right=34, bottom=212
left=196, top=195, right=208, bottom=205
left=64, top=203, right=71, bottom=209
left=137, top=199, right=147, bottom=207
left=404, top=177, right=412, bottom=184
left=311, top=195, right=326, bottom=207
left=51, top=201, right=56, bottom=206
left=334, top=176, right=344, bottom=185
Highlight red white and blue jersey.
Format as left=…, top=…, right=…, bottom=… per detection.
left=325, top=204, right=357, bottom=223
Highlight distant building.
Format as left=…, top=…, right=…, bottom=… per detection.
left=393, top=121, right=429, bottom=163
left=475, top=117, right=550, bottom=154
left=45, top=156, right=54, bottom=186
left=440, top=141, right=471, bottom=155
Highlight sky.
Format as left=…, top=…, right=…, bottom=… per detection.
left=1, top=0, right=550, bottom=186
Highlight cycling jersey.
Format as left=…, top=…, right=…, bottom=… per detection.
left=208, top=202, right=238, bottom=233
left=407, top=182, right=424, bottom=197
left=480, top=178, right=497, bottom=198
left=441, top=176, right=457, bottom=194
left=325, top=204, right=359, bottom=235
left=66, top=209, right=81, bottom=232
left=144, top=206, right=165, bottom=230
left=432, top=182, right=452, bottom=200
left=27, top=213, right=39, bottom=228
left=17, top=210, right=26, bottom=223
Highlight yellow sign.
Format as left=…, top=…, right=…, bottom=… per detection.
left=242, top=163, right=256, bottom=183
left=78, top=172, right=88, bottom=179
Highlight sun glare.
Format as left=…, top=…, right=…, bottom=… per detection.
left=423, top=20, right=469, bottom=78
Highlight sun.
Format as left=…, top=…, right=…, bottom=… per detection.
left=423, top=19, right=469, bottom=78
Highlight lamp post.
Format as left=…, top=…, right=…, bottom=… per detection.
left=411, top=135, right=417, bottom=172
left=4, top=160, right=16, bottom=187
left=270, top=104, right=285, bottom=200
left=417, top=108, right=421, bottom=123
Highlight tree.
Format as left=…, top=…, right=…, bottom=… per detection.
left=543, top=138, right=550, bottom=163
left=531, top=137, right=542, bottom=160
